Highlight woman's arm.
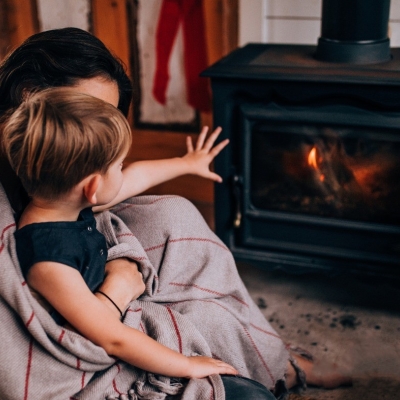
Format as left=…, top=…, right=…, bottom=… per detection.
left=93, top=127, right=229, bottom=212
left=95, top=258, right=145, bottom=316
left=27, top=262, right=237, bottom=378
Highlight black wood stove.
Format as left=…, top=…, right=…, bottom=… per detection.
left=202, top=0, right=400, bottom=278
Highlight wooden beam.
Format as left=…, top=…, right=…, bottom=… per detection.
left=0, top=1, right=9, bottom=59
left=203, top=0, right=238, bottom=64
left=221, top=0, right=238, bottom=56
left=91, top=0, right=131, bottom=75
left=4, top=0, right=39, bottom=51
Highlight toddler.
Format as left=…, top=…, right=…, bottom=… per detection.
left=2, top=88, right=236, bottom=379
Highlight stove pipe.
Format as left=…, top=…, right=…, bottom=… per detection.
left=315, top=0, right=391, bottom=64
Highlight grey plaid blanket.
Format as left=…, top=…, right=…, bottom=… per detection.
left=0, top=185, right=289, bottom=400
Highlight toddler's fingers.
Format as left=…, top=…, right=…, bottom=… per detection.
left=209, top=138, right=229, bottom=157
left=208, top=172, right=223, bottom=183
left=203, top=126, right=223, bottom=151
left=195, top=126, right=209, bottom=151
left=186, top=136, right=194, bottom=153
left=217, top=362, right=238, bottom=375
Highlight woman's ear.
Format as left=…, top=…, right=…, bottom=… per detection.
left=83, top=174, right=102, bottom=205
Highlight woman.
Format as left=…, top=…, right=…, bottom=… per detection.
left=0, top=28, right=344, bottom=400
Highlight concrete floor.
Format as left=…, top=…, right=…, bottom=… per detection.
left=237, top=262, right=400, bottom=400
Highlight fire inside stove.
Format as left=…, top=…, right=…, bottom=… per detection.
left=250, top=122, right=400, bottom=225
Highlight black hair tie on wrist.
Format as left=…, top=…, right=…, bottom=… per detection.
left=96, top=290, right=123, bottom=318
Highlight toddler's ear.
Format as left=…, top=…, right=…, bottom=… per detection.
left=83, top=174, right=101, bottom=205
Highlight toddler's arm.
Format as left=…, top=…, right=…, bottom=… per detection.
left=95, top=258, right=146, bottom=316
left=94, top=126, right=229, bottom=212
left=27, top=261, right=237, bottom=378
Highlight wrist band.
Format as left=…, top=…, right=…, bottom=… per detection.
left=96, top=290, right=123, bottom=318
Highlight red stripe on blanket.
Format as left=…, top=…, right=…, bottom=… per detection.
left=210, top=388, right=214, bottom=400
left=207, top=377, right=214, bottom=400
left=250, top=323, right=282, bottom=340
left=76, top=358, right=81, bottom=370
left=22, top=281, right=27, bottom=286
left=24, top=336, right=34, bottom=400
left=243, top=327, right=274, bottom=383
left=166, top=306, right=182, bottom=353
left=144, top=243, right=165, bottom=252
left=169, top=283, right=249, bottom=307
left=126, top=307, right=142, bottom=313
left=115, top=233, right=136, bottom=238
left=81, top=371, right=86, bottom=389
left=112, top=196, right=180, bottom=213
left=140, top=322, right=145, bottom=333
left=112, top=380, right=122, bottom=395
left=0, top=222, right=16, bottom=254
left=144, top=237, right=229, bottom=253
left=58, top=329, right=65, bottom=344
left=25, top=312, right=34, bottom=328
left=169, top=237, right=228, bottom=250
left=165, top=298, right=236, bottom=314
left=112, top=363, right=122, bottom=395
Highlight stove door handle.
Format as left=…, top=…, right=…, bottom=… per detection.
left=232, top=174, right=243, bottom=229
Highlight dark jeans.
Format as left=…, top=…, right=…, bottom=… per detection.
left=222, top=375, right=277, bottom=400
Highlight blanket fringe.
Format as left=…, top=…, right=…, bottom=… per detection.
left=147, top=374, right=184, bottom=395
left=106, top=373, right=184, bottom=400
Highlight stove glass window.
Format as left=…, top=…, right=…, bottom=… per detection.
left=251, top=122, right=400, bottom=225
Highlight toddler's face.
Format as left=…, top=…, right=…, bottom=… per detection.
left=95, top=152, right=127, bottom=206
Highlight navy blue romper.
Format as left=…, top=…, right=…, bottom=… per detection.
left=15, top=208, right=108, bottom=322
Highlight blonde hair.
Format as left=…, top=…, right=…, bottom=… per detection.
left=2, top=88, right=132, bottom=200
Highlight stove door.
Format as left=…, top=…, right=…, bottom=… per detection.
left=235, top=103, right=400, bottom=274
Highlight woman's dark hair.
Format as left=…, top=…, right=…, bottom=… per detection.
left=0, top=27, right=132, bottom=120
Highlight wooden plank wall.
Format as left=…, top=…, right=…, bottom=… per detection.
left=0, top=0, right=39, bottom=56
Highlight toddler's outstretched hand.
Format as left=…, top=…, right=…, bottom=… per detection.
left=183, top=126, right=229, bottom=182
left=185, top=355, right=238, bottom=379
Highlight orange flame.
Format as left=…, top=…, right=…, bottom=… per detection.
left=308, top=147, right=318, bottom=169
left=308, top=146, right=325, bottom=182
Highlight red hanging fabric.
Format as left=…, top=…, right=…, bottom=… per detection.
left=152, top=0, right=211, bottom=112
